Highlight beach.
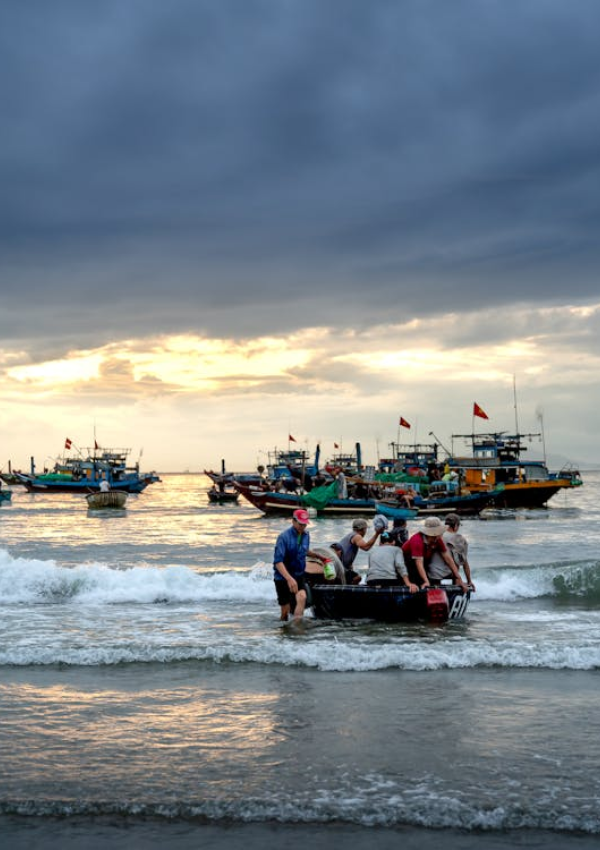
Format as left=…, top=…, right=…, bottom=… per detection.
left=0, top=472, right=598, bottom=846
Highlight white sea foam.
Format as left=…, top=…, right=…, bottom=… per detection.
left=1, top=776, right=599, bottom=832
left=2, top=630, right=599, bottom=671
left=472, top=560, right=600, bottom=601
left=3, top=549, right=598, bottom=606
left=0, top=549, right=273, bottom=605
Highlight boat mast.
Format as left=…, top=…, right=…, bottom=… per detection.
left=513, top=374, right=520, bottom=435
left=537, top=407, right=547, bottom=464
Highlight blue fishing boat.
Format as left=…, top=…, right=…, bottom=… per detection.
left=15, top=446, right=161, bottom=494
left=234, top=482, right=416, bottom=519
left=376, top=479, right=500, bottom=517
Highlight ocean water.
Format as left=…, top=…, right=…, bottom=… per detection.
left=0, top=471, right=598, bottom=849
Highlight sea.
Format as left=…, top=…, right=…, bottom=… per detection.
left=0, top=471, right=599, bottom=850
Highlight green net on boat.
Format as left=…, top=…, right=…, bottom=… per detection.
left=300, top=482, right=338, bottom=509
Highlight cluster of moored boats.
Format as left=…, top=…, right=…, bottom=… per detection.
left=0, top=445, right=161, bottom=510
left=205, top=430, right=583, bottom=518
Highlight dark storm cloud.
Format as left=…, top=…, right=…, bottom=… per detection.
left=1, top=0, right=600, bottom=352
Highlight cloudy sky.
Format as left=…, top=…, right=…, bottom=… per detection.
left=1, top=0, right=599, bottom=473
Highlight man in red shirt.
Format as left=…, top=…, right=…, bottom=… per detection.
left=402, top=517, right=468, bottom=591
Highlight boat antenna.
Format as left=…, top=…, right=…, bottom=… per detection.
left=513, top=374, right=520, bottom=435
left=428, top=431, right=451, bottom=456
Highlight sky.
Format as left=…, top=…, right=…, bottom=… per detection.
left=1, top=0, right=600, bottom=474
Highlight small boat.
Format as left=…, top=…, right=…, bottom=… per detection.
left=310, top=583, right=471, bottom=624
left=234, top=482, right=417, bottom=519
left=207, top=486, right=240, bottom=504
left=86, top=490, right=128, bottom=509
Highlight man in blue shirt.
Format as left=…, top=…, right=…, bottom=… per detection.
left=273, top=508, right=324, bottom=621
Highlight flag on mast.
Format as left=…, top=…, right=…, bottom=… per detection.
left=473, top=402, right=489, bottom=420
left=64, top=438, right=72, bottom=450
left=399, top=417, right=411, bottom=429
left=288, top=434, right=297, bottom=442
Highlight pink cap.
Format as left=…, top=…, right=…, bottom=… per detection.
left=292, top=508, right=310, bottom=525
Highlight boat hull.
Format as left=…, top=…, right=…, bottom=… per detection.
left=86, top=491, right=128, bottom=509
left=310, top=584, right=470, bottom=623
left=207, top=488, right=240, bottom=504
left=486, top=481, right=579, bottom=508
left=235, top=484, right=416, bottom=519
left=16, top=474, right=157, bottom=494
left=376, top=491, right=495, bottom=517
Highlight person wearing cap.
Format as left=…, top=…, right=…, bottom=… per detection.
left=401, top=516, right=468, bottom=591
left=366, top=532, right=418, bottom=591
left=273, top=508, right=325, bottom=621
left=441, top=513, right=475, bottom=591
left=334, top=517, right=382, bottom=584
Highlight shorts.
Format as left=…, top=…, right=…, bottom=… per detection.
left=274, top=575, right=307, bottom=609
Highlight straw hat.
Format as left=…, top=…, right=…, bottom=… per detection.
left=421, top=516, right=445, bottom=537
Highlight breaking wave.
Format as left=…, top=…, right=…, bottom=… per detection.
left=1, top=550, right=599, bottom=606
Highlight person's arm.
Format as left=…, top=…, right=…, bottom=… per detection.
left=441, top=550, right=468, bottom=590
left=354, top=530, right=381, bottom=552
left=461, top=555, right=474, bottom=589
left=414, top=556, right=430, bottom=587
left=274, top=561, right=298, bottom=593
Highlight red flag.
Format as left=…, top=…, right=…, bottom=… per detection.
left=289, top=434, right=296, bottom=442
left=334, top=442, right=339, bottom=449
left=94, top=440, right=99, bottom=450
left=64, top=438, right=72, bottom=450
left=399, top=417, right=411, bottom=429
left=473, top=403, right=489, bottom=420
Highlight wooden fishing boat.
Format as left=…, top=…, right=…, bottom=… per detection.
left=309, top=583, right=471, bottom=623
left=448, top=432, right=583, bottom=508
left=86, top=490, right=128, bottom=509
left=234, top=482, right=417, bottom=519
left=207, top=486, right=240, bottom=504
left=16, top=446, right=161, bottom=494
left=375, top=481, right=499, bottom=517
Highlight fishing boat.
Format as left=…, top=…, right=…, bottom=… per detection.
left=309, top=583, right=471, bottom=623
left=204, top=460, right=266, bottom=488
left=86, top=490, right=128, bottom=509
left=234, top=482, right=417, bottom=519
left=447, top=432, right=583, bottom=508
left=324, top=442, right=366, bottom=476
left=375, top=479, right=501, bottom=517
left=0, top=461, right=21, bottom=486
left=207, top=485, right=240, bottom=504
left=16, top=447, right=161, bottom=494
left=378, top=441, right=441, bottom=477
left=265, top=444, right=321, bottom=485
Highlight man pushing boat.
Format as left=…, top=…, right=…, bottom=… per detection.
left=273, top=509, right=328, bottom=621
